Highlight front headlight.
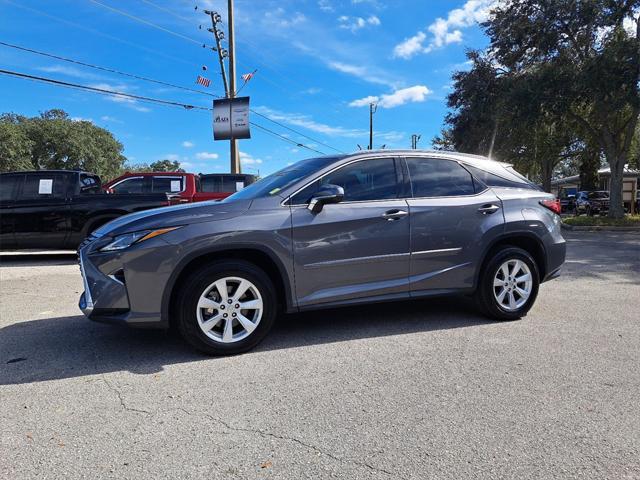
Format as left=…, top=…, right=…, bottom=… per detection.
left=100, top=227, right=180, bottom=252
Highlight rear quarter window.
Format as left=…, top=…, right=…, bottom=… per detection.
left=465, top=165, right=538, bottom=190
left=407, top=158, right=476, bottom=197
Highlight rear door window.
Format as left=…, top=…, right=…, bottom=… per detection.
left=20, top=174, right=66, bottom=199
left=407, top=158, right=476, bottom=197
left=151, top=176, right=184, bottom=193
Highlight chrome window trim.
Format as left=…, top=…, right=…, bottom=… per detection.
left=109, top=176, right=145, bottom=193
left=412, top=247, right=462, bottom=257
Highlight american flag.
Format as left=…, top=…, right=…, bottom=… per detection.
left=196, top=75, right=211, bottom=88
left=241, top=70, right=257, bottom=83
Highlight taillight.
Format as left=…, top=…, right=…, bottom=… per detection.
left=540, top=199, right=561, bottom=215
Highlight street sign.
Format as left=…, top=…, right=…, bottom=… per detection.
left=213, top=96, right=251, bottom=140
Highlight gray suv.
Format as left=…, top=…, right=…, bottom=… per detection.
left=78, top=151, right=566, bottom=355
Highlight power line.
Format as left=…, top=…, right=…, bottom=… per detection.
left=3, top=0, right=197, bottom=67
left=88, top=0, right=205, bottom=47
left=0, top=41, right=345, bottom=153
left=0, top=68, right=327, bottom=155
left=0, top=41, right=222, bottom=98
left=0, top=68, right=210, bottom=110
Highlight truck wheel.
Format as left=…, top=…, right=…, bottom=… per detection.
left=474, top=247, right=540, bottom=321
left=176, top=260, right=277, bottom=355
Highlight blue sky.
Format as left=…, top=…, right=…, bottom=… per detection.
left=0, top=0, right=492, bottom=176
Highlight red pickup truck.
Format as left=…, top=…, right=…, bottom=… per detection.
left=102, top=172, right=256, bottom=204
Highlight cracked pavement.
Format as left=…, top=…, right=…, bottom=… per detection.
left=1, top=231, right=639, bottom=479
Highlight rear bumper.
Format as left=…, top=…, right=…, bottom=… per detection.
left=542, top=239, right=566, bottom=283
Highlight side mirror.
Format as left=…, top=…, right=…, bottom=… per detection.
left=308, top=184, right=344, bottom=213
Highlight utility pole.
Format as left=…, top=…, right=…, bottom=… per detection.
left=411, top=134, right=421, bottom=150
left=368, top=102, right=377, bottom=150
left=205, top=2, right=240, bottom=174
left=207, top=12, right=229, bottom=97
left=227, top=0, right=240, bottom=173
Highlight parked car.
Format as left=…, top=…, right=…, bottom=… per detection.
left=198, top=173, right=257, bottom=201
left=574, top=190, right=610, bottom=216
left=78, top=151, right=566, bottom=355
left=559, top=193, right=575, bottom=213
left=0, top=170, right=170, bottom=250
left=103, top=172, right=256, bottom=204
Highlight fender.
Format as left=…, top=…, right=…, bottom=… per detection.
left=160, top=242, right=296, bottom=324
left=473, top=229, right=547, bottom=290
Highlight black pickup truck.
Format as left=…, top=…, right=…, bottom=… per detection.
left=0, top=170, right=170, bottom=250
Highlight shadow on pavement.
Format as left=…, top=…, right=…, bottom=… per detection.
left=0, top=297, right=492, bottom=385
left=0, top=253, right=77, bottom=267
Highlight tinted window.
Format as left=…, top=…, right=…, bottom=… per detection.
left=79, top=174, right=102, bottom=194
left=292, top=158, right=398, bottom=204
left=151, top=176, right=183, bottom=193
left=112, top=177, right=143, bottom=194
left=21, top=174, right=66, bottom=199
left=407, top=158, right=475, bottom=197
left=201, top=175, right=259, bottom=193
left=466, top=165, right=536, bottom=190
left=0, top=174, right=22, bottom=202
left=588, top=191, right=609, bottom=199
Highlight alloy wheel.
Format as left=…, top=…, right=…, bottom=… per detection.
left=196, top=276, right=264, bottom=343
left=493, top=259, right=533, bottom=312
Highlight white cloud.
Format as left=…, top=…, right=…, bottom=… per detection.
left=100, top=115, right=122, bottom=123
left=328, top=61, right=395, bottom=87
left=255, top=105, right=365, bottom=138
left=90, top=82, right=151, bottom=112
left=195, top=152, right=219, bottom=160
left=349, top=85, right=432, bottom=109
left=38, top=65, right=98, bottom=80
left=318, top=0, right=334, bottom=12
left=182, top=141, right=195, bottom=148
left=264, top=8, right=306, bottom=28
left=623, top=15, right=637, bottom=36
left=338, top=15, right=381, bottom=32
left=393, top=0, right=495, bottom=58
left=240, top=152, right=263, bottom=165
left=71, top=117, right=93, bottom=123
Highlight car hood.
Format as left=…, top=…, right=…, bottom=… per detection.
left=93, top=199, right=252, bottom=238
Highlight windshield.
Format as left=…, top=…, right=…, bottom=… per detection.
left=224, top=156, right=344, bottom=201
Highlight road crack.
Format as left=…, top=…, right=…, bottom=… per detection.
left=171, top=407, right=403, bottom=479
left=100, top=377, right=151, bottom=415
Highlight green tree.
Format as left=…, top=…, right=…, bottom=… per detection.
left=0, top=109, right=127, bottom=179
left=149, top=159, right=185, bottom=172
left=0, top=117, right=33, bottom=171
left=485, top=0, right=640, bottom=217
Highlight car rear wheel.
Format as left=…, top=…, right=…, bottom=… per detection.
left=474, top=247, right=540, bottom=321
left=176, top=260, right=277, bottom=355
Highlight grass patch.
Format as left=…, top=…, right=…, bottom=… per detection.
left=563, top=215, right=640, bottom=227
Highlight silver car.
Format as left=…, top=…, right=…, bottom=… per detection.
left=78, top=150, right=566, bottom=355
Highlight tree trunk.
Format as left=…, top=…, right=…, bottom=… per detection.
left=607, top=155, right=626, bottom=218
left=541, top=160, right=553, bottom=193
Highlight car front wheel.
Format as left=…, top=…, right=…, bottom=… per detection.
left=176, top=260, right=277, bottom=355
left=475, top=247, right=540, bottom=321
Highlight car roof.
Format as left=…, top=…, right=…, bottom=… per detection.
left=0, top=170, right=91, bottom=175
left=343, top=149, right=510, bottom=167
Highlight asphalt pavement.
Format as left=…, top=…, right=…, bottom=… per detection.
left=1, top=231, right=639, bottom=479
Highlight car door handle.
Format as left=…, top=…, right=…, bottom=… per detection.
left=382, top=209, right=408, bottom=221
left=477, top=204, right=501, bottom=215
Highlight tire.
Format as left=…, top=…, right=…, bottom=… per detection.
left=474, top=247, right=540, bottom=321
left=586, top=206, right=593, bottom=216
left=176, top=260, right=277, bottom=355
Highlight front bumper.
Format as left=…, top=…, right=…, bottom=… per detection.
left=77, top=236, right=174, bottom=329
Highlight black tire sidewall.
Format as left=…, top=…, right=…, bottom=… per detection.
left=177, top=260, right=277, bottom=355
left=476, top=247, right=540, bottom=321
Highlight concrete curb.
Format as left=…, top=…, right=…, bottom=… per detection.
left=561, top=223, right=640, bottom=232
